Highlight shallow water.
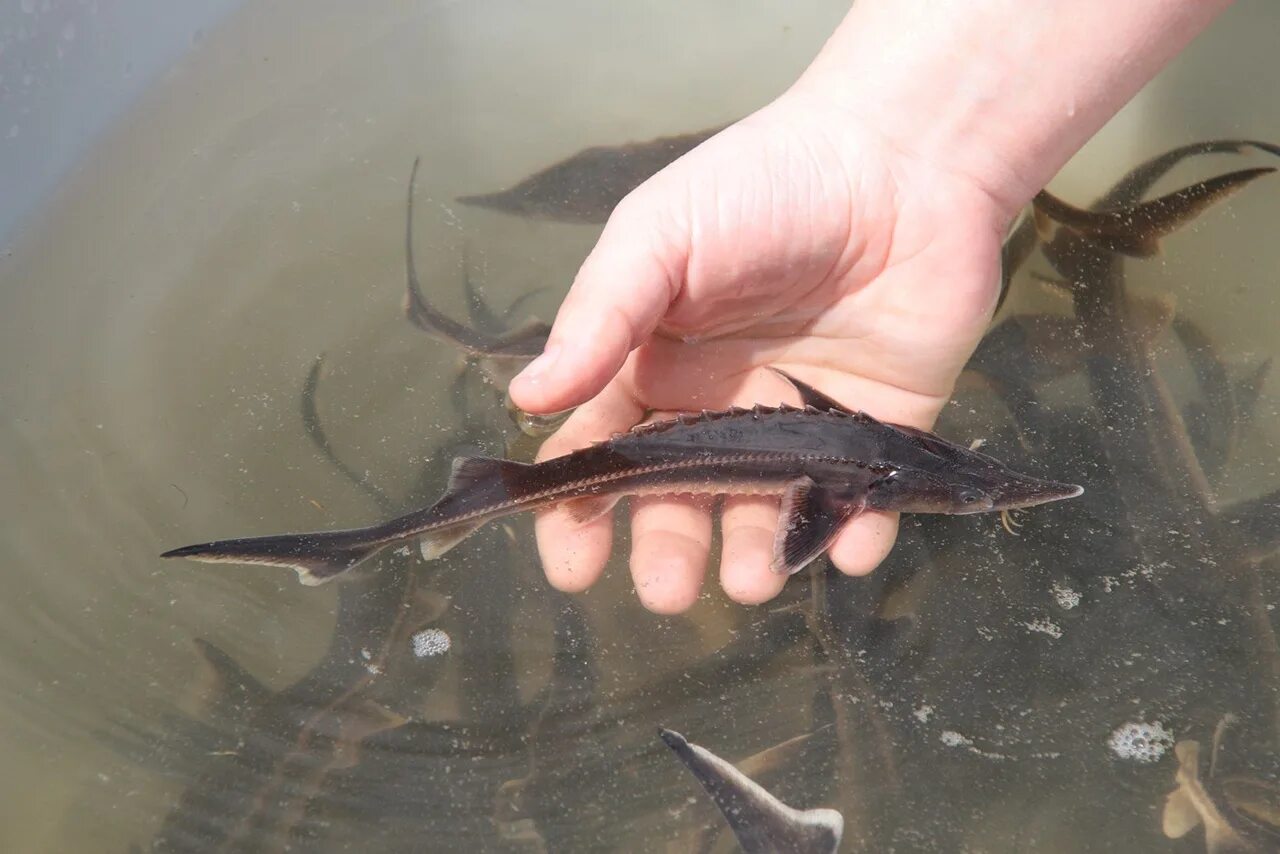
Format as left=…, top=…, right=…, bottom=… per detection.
left=2, top=1, right=1280, bottom=851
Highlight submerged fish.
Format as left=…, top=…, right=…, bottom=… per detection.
left=1031, top=166, right=1276, bottom=257
left=403, top=158, right=568, bottom=435
left=1164, top=717, right=1280, bottom=852
left=658, top=727, right=843, bottom=854
left=404, top=158, right=550, bottom=361
left=162, top=371, right=1082, bottom=585
left=456, top=126, right=723, bottom=224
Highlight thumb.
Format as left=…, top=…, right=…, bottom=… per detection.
left=509, top=195, right=688, bottom=413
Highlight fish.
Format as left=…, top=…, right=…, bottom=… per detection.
left=658, top=727, right=843, bottom=854
left=161, top=370, right=1082, bottom=586
left=404, top=158, right=550, bottom=361
left=996, top=140, right=1280, bottom=314
left=1031, top=167, right=1276, bottom=257
left=404, top=158, right=568, bottom=435
left=1164, top=717, right=1280, bottom=852
left=456, top=126, right=723, bottom=224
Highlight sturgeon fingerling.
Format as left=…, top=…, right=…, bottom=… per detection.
left=162, top=371, right=1083, bottom=585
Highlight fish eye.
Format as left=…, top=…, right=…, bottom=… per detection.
left=958, top=489, right=984, bottom=505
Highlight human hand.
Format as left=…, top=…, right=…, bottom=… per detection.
left=501, top=0, right=1227, bottom=614
left=506, top=91, right=1012, bottom=613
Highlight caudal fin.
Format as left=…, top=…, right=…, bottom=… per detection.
left=161, top=529, right=387, bottom=585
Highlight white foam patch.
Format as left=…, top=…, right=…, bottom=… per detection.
left=1023, top=617, right=1063, bottom=639
left=411, top=628, right=451, bottom=658
left=1052, top=582, right=1081, bottom=610
left=1108, top=721, right=1173, bottom=763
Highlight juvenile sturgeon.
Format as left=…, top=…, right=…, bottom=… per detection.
left=1031, top=166, right=1276, bottom=257
left=162, top=371, right=1083, bottom=585
left=456, top=126, right=723, bottom=224
left=403, top=158, right=550, bottom=361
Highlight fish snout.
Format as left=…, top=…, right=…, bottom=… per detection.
left=990, top=477, right=1084, bottom=510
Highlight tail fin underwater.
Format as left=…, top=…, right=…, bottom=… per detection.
left=160, top=529, right=388, bottom=586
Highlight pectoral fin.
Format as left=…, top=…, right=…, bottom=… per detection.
left=1162, top=788, right=1202, bottom=839
left=658, top=727, right=843, bottom=854
left=186, top=639, right=272, bottom=721
left=771, top=478, right=863, bottom=575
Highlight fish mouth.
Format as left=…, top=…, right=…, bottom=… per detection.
left=992, top=479, right=1085, bottom=510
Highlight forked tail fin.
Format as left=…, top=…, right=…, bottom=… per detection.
left=161, top=528, right=387, bottom=585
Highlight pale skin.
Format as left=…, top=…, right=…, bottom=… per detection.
left=508, top=0, right=1235, bottom=613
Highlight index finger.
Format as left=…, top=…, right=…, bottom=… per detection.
left=509, top=194, right=687, bottom=414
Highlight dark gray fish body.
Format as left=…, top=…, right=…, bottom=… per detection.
left=162, top=372, right=1082, bottom=585
left=457, top=126, right=723, bottom=224
left=404, top=158, right=549, bottom=360
left=1032, top=166, right=1276, bottom=257
left=658, top=727, right=842, bottom=854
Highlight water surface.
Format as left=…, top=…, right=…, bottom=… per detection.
left=2, top=1, right=1280, bottom=851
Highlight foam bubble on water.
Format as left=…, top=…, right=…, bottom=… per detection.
left=1107, top=721, right=1173, bottom=763
left=411, top=628, right=451, bottom=658
left=1023, top=617, right=1063, bottom=639
left=1052, top=582, right=1081, bottom=610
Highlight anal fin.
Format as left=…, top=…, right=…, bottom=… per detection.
left=771, top=477, right=863, bottom=575
left=560, top=494, right=620, bottom=525
left=419, top=519, right=485, bottom=560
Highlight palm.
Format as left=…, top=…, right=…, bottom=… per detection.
left=511, top=98, right=1009, bottom=612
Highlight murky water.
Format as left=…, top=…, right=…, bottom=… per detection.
left=2, top=1, right=1280, bottom=851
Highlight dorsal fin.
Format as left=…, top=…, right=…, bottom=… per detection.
left=611, top=405, right=794, bottom=442
left=768, top=369, right=852, bottom=413
left=890, top=423, right=1001, bottom=467
left=447, top=455, right=531, bottom=492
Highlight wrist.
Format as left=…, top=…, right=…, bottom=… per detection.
left=790, top=0, right=1233, bottom=216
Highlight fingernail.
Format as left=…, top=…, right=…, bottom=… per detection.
left=515, top=343, right=561, bottom=386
